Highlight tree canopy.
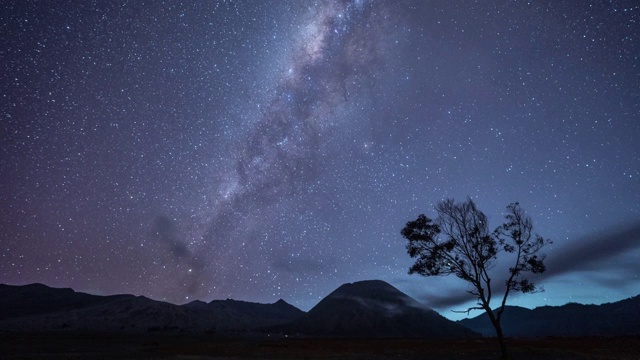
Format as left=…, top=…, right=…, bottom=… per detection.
left=401, top=198, right=551, bottom=359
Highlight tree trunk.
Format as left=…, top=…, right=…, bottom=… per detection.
left=495, top=323, right=508, bottom=360
left=484, top=308, right=509, bottom=359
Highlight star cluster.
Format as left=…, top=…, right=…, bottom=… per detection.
left=1, top=1, right=639, bottom=318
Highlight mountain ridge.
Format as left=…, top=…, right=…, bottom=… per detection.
left=0, top=280, right=475, bottom=338
left=2, top=281, right=638, bottom=337
left=279, top=280, right=479, bottom=338
left=0, top=283, right=303, bottom=333
left=458, top=294, right=640, bottom=337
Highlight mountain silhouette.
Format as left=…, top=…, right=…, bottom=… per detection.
left=2, top=282, right=637, bottom=338
left=0, top=283, right=124, bottom=320
left=0, top=283, right=302, bottom=333
left=458, top=295, right=640, bottom=337
left=281, top=280, right=479, bottom=338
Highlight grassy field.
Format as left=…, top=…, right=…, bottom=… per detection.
left=1, top=333, right=638, bottom=359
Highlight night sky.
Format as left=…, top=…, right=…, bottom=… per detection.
left=2, top=1, right=639, bottom=320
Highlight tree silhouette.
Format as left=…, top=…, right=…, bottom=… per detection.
left=401, top=198, right=551, bottom=360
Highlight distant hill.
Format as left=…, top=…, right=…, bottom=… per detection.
left=458, top=295, right=640, bottom=337
left=0, top=283, right=120, bottom=320
left=4, top=282, right=637, bottom=338
left=280, top=280, right=479, bottom=338
left=0, top=283, right=303, bottom=333
left=185, top=298, right=305, bottom=333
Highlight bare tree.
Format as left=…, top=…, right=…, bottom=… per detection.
left=400, top=198, right=551, bottom=359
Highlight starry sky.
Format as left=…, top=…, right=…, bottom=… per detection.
left=2, top=1, right=639, bottom=320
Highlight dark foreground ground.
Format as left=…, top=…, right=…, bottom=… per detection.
left=1, top=333, right=639, bottom=360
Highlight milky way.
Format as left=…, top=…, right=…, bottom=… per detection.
left=1, top=1, right=639, bottom=319
left=191, top=0, right=398, bottom=300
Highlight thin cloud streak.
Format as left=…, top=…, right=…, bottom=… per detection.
left=418, top=221, right=640, bottom=309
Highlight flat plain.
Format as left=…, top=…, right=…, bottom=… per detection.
left=1, top=333, right=639, bottom=360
